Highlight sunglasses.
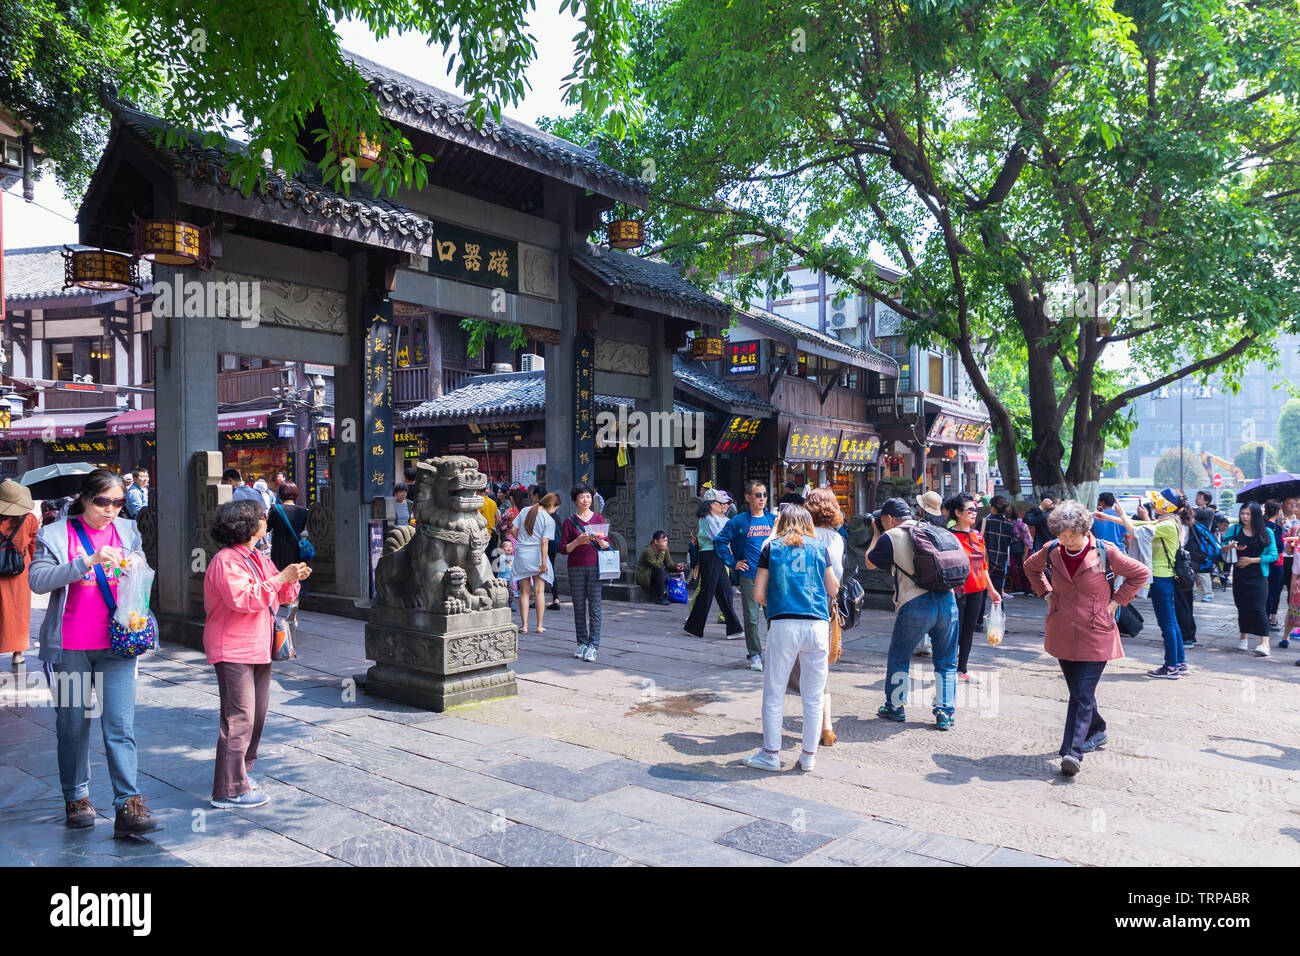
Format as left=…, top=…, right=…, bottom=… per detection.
left=751, top=492, right=768, bottom=498
left=962, top=506, right=978, bottom=513
left=91, top=496, right=127, bottom=508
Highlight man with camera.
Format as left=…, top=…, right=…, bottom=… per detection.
left=864, top=497, right=963, bottom=731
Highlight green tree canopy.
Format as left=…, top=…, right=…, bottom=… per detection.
left=3, top=0, right=642, bottom=197
left=1152, top=448, right=1203, bottom=492
left=1234, top=442, right=1281, bottom=480
left=550, top=0, right=1300, bottom=500
left=1277, top=398, right=1300, bottom=473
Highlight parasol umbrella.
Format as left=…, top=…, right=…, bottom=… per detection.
left=19, top=462, right=97, bottom=500
left=1235, top=472, right=1300, bottom=504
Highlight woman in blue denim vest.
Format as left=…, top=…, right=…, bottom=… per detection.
left=741, top=504, right=839, bottom=774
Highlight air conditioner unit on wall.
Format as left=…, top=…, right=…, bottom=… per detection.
left=830, top=312, right=850, bottom=328
left=520, top=353, right=545, bottom=372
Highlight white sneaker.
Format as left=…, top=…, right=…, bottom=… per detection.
left=1255, top=643, right=1271, bottom=657
left=748, top=654, right=764, bottom=672
left=582, top=645, right=597, bottom=662
left=1200, top=596, right=1214, bottom=603
left=741, top=750, right=782, bottom=772
left=573, top=645, right=585, bottom=659
left=914, top=637, right=932, bottom=657
left=1237, top=638, right=1249, bottom=651
left=799, top=752, right=815, bottom=772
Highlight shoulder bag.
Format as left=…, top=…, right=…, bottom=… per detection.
left=273, top=501, right=315, bottom=561
left=0, top=517, right=26, bottom=576
left=239, top=550, right=295, bottom=661
left=70, top=519, right=156, bottom=659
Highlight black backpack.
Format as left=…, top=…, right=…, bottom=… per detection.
left=0, top=519, right=26, bottom=577
left=837, top=574, right=866, bottom=630
left=1159, top=537, right=1196, bottom=591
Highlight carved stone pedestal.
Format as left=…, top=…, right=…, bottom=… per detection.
left=363, top=605, right=518, bottom=711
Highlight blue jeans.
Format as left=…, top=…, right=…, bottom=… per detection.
left=1149, top=576, right=1185, bottom=667
left=569, top=565, right=603, bottom=649
left=53, top=649, right=141, bottom=811
left=885, top=591, right=959, bottom=715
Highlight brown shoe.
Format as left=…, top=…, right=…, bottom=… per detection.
left=65, top=798, right=96, bottom=829
left=114, top=795, right=163, bottom=838
left=821, top=727, right=836, bottom=747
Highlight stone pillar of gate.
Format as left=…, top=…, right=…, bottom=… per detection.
left=635, top=315, right=674, bottom=553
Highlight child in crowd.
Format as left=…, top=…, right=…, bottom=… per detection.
left=493, top=539, right=518, bottom=602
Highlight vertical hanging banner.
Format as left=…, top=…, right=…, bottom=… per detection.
left=363, top=297, right=394, bottom=503
left=574, top=333, right=596, bottom=486
left=306, top=449, right=318, bottom=506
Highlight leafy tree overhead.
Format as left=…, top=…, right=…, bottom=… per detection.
left=1152, top=447, right=1203, bottom=493
left=2, top=0, right=642, bottom=197
left=550, top=0, right=1300, bottom=501
left=1278, top=398, right=1300, bottom=473
left=1234, top=442, right=1281, bottom=480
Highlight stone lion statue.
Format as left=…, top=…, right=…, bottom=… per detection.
left=373, top=455, right=511, bottom=614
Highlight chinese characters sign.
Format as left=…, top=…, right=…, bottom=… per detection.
left=222, top=430, right=272, bottom=445
left=927, top=413, right=990, bottom=446
left=714, top=416, right=764, bottom=455
left=364, top=299, right=395, bottom=502
left=784, top=423, right=841, bottom=461
left=836, top=431, right=881, bottom=464
left=306, top=449, right=318, bottom=506
left=427, top=220, right=519, bottom=293
left=574, top=333, right=595, bottom=486
left=46, top=439, right=118, bottom=456
left=726, top=341, right=760, bottom=375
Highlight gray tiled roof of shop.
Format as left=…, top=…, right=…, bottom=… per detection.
left=571, top=247, right=732, bottom=317
left=2, top=245, right=154, bottom=301
left=672, top=355, right=774, bottom=415
left=346, top=53, right=647, bottom=199
left=732, top=302, right=899, bottom=370
left=401, top=370, right=696, bottom=424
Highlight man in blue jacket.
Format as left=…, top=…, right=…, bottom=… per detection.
left=714, top=480, right=776, bottom=672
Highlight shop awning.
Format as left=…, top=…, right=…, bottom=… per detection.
left=104, top=408, right=271, bottom=435
left=106, top=408, right=156, bottom=435
left=1, top=411, right=117, bottom=440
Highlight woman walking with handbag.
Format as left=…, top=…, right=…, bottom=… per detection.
left=0, top=480, right=39, bottom=666
left=1223, top=502, right=1276, bottom=657
left=267, top=482, right=310, bottom=624
left=741, top=504, right=839, bottom=773
left=682, top=489, right=744, bottom=640
left=946, top=492, right=1002, bottom=683
left=513, top=492, right=560, bottom=633
left=1022, top=501, right=1150, bottom=775
left=204, top=499, right=309, bottom=809
left=803, top=488, right=846, bottom=746
left=560, top=483, right=613, bottom=662
left=28, top=469, right=161, bottom=836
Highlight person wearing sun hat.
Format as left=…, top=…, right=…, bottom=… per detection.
left=1094, top=487, right=1194, bottom=678
left=918, top=491, right=947, bottom=528
left=0, top=479, right=39, bottom=667
left=683, top=487, right=745, bottom=639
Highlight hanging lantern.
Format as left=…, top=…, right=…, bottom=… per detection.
left=356, top=133, right=383, bottom=169
left=608, top=218, right=644, bottom=249
left=132, top=213, right=213, bottom=269
left=690, top=335, right=725, bottom=360
left=62, top=246, right=142, bottom=293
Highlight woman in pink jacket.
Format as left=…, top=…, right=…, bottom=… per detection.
left=204, top=499, right=310, bottom=809
left=1023, top=500, right=1150, bottom=777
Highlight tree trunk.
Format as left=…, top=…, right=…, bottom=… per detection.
left=1009, top=285, right=1068, bottom=494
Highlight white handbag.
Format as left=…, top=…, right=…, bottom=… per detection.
left=597, top=548, right=621, bottom=580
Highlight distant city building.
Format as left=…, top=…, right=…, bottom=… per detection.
left=1120, top=333, right=1300, bottom=484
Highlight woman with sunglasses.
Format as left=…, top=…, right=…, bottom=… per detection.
left=28, top=469, right=161, bottom=837
left=944, top=492, right=1002, bottom=683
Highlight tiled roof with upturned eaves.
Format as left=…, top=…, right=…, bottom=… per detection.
left=571, top=246, right=731, bottom=318
left=672, top=355, right=774, bottom=416
left=346, top=53, right=647, bottom=201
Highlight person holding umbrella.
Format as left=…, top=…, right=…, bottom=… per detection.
left=0, top=480, right=39, bottom=666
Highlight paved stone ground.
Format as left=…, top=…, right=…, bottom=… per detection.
left=1, top=583, right=1297, bottom=866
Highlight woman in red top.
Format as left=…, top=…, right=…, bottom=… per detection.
left=203, top=499, right=309, bottom=809
left=944, top=493, right=1002, bottom=683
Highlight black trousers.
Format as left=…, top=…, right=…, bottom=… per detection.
left=955, top=590, right=986, bottom=674
left=1174, top=584, right=1197, bottom=643
left=642, top=566, right=667, bottom=600
left=683, top=550, right=742, bottom=637
left=1267, top=564, right=1285, bottom=617
left=1058, top=659, right=1107, bottom=760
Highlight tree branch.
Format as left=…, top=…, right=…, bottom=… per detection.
left=1097, top=333, right=1262, bottom=422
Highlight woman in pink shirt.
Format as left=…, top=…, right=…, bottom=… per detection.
left=204, top=499, right=309, bottom=809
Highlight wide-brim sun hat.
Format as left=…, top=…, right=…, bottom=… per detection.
left=701, top=488, right=732, bottom=503
left=0, top=479, right=35, bottom=517
left=1145, top=488, right=1180, bottom=515
left=918, top=491, right=943, bottom=516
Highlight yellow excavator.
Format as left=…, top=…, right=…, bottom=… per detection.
left=1201, top=452, right=1246, bottom=486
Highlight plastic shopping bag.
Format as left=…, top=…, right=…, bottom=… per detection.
left=986, top=600, right=1005, bottom=646
left=666, top=574, right=688, bottom=604
left=110, top=553, right=158, bottom=659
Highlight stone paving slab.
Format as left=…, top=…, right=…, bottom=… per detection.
left=6, top=584, right=1297, bottom=866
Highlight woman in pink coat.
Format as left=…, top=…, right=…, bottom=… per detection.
left=1023, top=500, right=1150, bottom=777
left=203, top=499, right=310, bottom=809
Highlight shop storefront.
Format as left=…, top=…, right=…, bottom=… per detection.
left=778, top=422, right=880, bottom=518
left=923, top=409, right=992, bottom=496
